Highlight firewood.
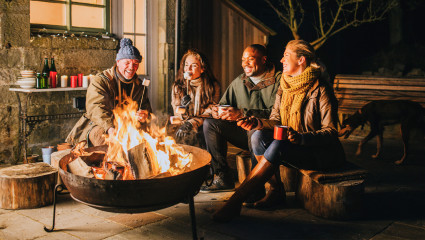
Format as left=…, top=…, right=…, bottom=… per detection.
left=68, top=157, right=95, bottom=178
left=79, top=151, right=105, bottom=166
left=128, top=141, right=153, bottom=179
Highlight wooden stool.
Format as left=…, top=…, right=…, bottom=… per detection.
left=0, top=163, right=58, bottom=209
left=236, top=151, right=251, bottom=183
left=289, top=162, right=368, bottom=220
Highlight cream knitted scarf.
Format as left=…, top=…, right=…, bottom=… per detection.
left=188, top=78, right=203, bottom=116
left=280, top=66, right=321, bottom=132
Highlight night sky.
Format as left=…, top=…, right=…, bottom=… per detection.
left=233, top=0, right=425, bottom=78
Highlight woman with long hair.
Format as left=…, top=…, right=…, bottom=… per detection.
left=213, top=40, right=345, bottom=222
left=172, top=49, right=220, bottom=148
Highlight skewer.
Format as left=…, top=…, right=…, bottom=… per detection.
left=138, top=78, right=150, bottom=110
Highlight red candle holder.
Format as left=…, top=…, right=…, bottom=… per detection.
left=78, top=73, right=83, bottom=87
left=70, top=75, right=78, bottom=88
left=49, top=71, right=57, bottom=88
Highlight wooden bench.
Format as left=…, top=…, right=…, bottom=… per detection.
left=333, top=74, right=425, bottom=115
left=236, top=152, right=368, bottom=220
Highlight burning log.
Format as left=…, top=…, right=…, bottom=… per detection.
left=68, top=157, right=95, bottom=178
left=128, top=141, right=152, bottom=179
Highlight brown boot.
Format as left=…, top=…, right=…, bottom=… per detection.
left=252, top=170, right=286, bottom=209
left=212, top=157, right=276, bottom=222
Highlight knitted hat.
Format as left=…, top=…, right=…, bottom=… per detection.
left=116, top=38, right=142, bottom=62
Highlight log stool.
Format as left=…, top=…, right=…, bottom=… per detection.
left=0, top=163, right=58, bottom=209
left=291, top=162, right=368, bottom=220
left=236, top=151, right=251, bottom=183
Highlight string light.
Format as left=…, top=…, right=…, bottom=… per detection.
left=30, top=30, right=118, bottom=42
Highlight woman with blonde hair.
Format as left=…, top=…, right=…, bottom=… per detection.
left=213, top=40, right=345, bottom=221
left=171, top=49, right=220, bottom=148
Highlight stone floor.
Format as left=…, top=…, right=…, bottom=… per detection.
left=1, top=137, right=425, bottom=240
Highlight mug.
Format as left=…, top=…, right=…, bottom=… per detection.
left=176, top=106, right=187, bottom=114
left=273, top=125, right=288, bottom=140
left=218, top=105, right=231, bottom=116
left=170, top=116, right=183, bottom=125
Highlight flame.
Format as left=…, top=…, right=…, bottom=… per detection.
left=98, top=97, right=192, bottom=180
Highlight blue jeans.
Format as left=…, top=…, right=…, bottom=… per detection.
left=251, top=130, right=317, bottom=170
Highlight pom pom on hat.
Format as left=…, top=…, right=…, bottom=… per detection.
left=116, top=38, right=142, bottom=62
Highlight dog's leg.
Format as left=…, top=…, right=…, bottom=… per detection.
left=356, top=127, right=378, bottom=156
left=395, top=121, right=410, bottom=165
left=372, top=126, right=384, bottom=159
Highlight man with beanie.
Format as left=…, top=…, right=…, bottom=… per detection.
left=66, top=38, right=151, bottom=146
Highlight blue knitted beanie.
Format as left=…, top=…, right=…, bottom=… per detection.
left=116, top=38, right=142, bottom=62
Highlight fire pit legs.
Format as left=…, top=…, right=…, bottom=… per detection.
left=44, top=184, right=65, bottom=232
left=188, top=195, right=198, bottom=240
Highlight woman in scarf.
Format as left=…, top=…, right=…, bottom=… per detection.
left=213, top=40, right=345, bottom=222
left=171, top=49, right=220, bottom=148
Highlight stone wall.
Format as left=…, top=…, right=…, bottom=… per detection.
left=0, top=0, right=118, bottom=164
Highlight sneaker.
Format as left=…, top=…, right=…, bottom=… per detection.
left=200, top=172, right=235, bottom=193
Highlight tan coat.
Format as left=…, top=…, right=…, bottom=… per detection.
left=260, top=79, right=345, bottom=169
left=171, top=81, right=220, bottom=129
left=66, top=66, right=151, bottom=145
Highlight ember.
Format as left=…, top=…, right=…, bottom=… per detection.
left=69, top=97, right=192, bottom=180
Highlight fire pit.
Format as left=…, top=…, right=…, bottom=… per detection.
left=44, top=144, right=211, bottom=239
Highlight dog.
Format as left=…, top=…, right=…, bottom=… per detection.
left=338, top=100, right=425, bottom=165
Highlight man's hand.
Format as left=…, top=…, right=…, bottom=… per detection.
left=287, top=127, right=302, bottom=144
left=211, top=105, right=219, bottom=119
left=175, top=121, right=194, bottom=142
left=220, top=107, right=243, bottom=121
left=136, top=110, right=149, bottom=122
left=237, top=116, right=259, bottom=131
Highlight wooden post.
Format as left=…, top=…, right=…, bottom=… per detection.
left=0, top=163, right=57, bottom=209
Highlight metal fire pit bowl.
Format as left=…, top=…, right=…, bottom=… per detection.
left=45, top=144, right=211, bottom=239
left=58, top=144, right=211, bottom=212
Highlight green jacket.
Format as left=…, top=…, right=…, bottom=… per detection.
left=219, top=66, right=281, bottom=118
left=66, top=66, right=151, bottom=145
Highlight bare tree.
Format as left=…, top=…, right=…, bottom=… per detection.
left=264, top=0, right=398, bottom=49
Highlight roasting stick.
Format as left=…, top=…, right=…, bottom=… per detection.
left=138, top=78, right=150, bottom=110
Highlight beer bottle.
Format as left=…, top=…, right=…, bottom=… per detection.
left=50, top=57, right=57, bottom=87
left=36, top=73, right=42, bottom=89
left=41, top=72, right=48, bottom=89
left=42, top=58, right=50, bottom=76
left=50, top=57, right=56, bottom=73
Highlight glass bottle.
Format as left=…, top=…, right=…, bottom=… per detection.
left=42, top=58, right=50, bottom=77
left=50, top=57, right=56, bottom=72
left=41, top=72, right=48, bottom=89
left=50, top=57, right=57, bottom=87
left=36, top=73, right=42, bottom=89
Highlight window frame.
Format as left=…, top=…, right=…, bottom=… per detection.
left=112, top=0, right=149, bottom=76
left=30, top=0, right=110, bottom=34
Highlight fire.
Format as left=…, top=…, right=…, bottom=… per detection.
left=97, top=97, right=192, bottom=180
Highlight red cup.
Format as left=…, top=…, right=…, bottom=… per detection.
left=78, top=73, right=83, bottom=87
left=49, top=71, right=57, bottom=88
left=273, top=125, right=288, bottom=140
left=70, top=75, right=78, bottom=88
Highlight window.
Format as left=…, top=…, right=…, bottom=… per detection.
left=112, top=0, right=148, bottom=75
left=122, top=0, right=147, bottom=75
left=30, top=0, right=110, bottom=34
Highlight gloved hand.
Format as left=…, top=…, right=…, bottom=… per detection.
left=181, top=95, right=191, bottom=107
left=175, top=121, right=195, bottom=143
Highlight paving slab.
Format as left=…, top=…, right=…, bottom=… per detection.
left=371, top=222, right=425, bottom=240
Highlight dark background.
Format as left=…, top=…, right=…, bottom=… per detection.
left=233, top=0, right=425, bottom=79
